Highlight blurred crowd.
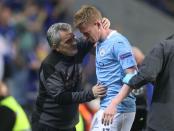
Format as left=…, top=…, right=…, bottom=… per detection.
left=0, top=0, right=74, bottom=113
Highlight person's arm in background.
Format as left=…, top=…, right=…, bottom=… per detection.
left=132, top=46, right=145, bottom=67
left=101, top=42, right=165, bottom=125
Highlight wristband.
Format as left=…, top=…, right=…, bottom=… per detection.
left=123, top=71, right=137, bottom=84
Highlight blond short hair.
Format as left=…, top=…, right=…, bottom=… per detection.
left=74, top=5, right=102, bottom=28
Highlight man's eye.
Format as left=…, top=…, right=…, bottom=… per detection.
left=66, top=39, right=72, bottom=43
left=84, top=33, right=88, bottom=36
left=65, top=40, right=72, bottom=45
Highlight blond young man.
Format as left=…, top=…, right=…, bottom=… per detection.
left=74, top=5, right=137, bottom=131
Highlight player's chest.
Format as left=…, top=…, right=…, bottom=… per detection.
left=96, top=46, right=117, bottom=67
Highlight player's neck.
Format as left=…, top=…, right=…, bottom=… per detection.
left=100, top=28, right=112, bottom=41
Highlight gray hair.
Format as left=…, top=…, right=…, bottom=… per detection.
left=46, top=23, right=72, bottom=48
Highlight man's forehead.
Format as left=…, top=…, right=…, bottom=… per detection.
left=60, top=31, right=72, bottom=37
left=59, top=31, right=73, bottom=41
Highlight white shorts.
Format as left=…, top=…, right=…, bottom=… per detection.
left=90, top=109, right=135, bottom=131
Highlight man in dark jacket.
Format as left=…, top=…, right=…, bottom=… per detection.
left=31, top=23, right=107, bottom=131
left=101, top=34, right=174, bottom=131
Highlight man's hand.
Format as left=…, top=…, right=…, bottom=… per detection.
left=101, top=17, right=110, bottom=29
left=92, top=84, right=106, bottom=98
left=102, top=103, right=116, bottom=126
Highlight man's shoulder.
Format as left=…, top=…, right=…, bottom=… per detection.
left=159, top=34, right=174, bottom=49
left=166, top=34, right=174, bottom=40
left=42, top=51, right=62, bottom=66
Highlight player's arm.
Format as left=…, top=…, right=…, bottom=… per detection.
left=102, top=37, right=137, bottom=125
left=123, top=42, right=164, bottom=90
left=101, top=67, right=137, bottom=126
left=102, top=43, right=164, bottom=125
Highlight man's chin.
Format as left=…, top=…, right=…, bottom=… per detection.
left=73, top=50, right=78, bottom=55
left=68, top=49, right=78, bottom=56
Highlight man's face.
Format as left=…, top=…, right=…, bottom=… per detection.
left=78, top=22, right=100, bottom=43
left=58, top=31, right=78, bottom=56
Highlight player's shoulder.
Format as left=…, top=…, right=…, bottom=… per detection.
left=111, top=31, right=128, bottom=44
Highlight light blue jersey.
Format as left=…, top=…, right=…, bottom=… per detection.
left=96, top=31, right=137, bottom=113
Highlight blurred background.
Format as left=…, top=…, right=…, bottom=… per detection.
left=0, top=0, right=174, bottom=131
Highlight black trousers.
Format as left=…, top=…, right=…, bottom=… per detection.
left=146, top=127, right=156, bottom=131
left=32, top=122, right=76, bottom=131
left=31, top=111, right=76, bottom=131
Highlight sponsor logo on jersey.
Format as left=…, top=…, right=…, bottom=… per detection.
left=120, top=52, right=132, bottom=60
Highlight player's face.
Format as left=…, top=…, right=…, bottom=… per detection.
left=58, top=31, right=78, bottom=56
left=79, top=22, right=100, bottom=43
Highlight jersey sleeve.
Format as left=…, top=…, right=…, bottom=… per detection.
left=113, top=38, right=137, bottom=70
left=128, top=43, right=165, bottom=89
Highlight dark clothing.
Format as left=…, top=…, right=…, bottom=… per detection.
left=32, top=40, right=95, bottom=129
left=33, top=123, right=76, bottom=131
left=128, top=35, right=174, bottom=131
left=0, top=106, right=16, bottom=131
left=146, top=126, right=156, bottom=131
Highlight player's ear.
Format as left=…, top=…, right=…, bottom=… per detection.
left=94, top=21, right=101, bottom=28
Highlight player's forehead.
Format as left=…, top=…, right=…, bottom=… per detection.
left=79, top=23, right=94, bottom=32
